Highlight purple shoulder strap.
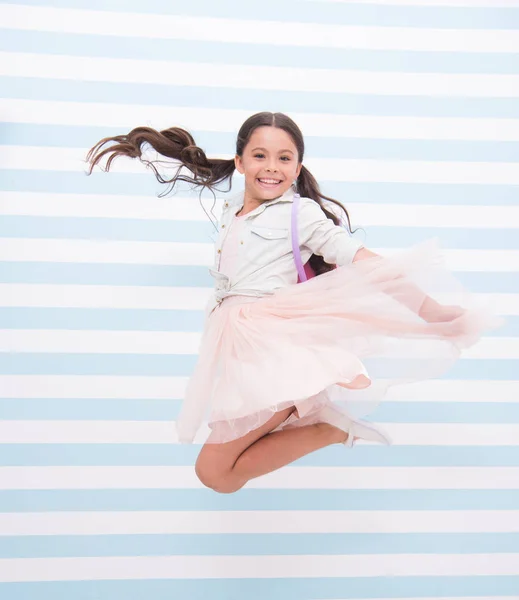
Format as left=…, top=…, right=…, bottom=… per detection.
left=291, top=193, right=307, bottom=282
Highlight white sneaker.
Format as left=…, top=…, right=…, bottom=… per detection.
left=317, top=404, right=392, bottom=448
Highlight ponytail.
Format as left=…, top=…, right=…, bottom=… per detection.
left=86, top=126, right=236, bottom=195
left=86, top=114, right=357, bottom=276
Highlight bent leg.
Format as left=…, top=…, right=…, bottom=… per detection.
left=195, top=407, right=346, bottom=494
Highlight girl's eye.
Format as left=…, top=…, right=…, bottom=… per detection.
left=253, top=153, right=290, bottom=161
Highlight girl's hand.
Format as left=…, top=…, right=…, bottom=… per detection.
left=419, top=298, right=466, bottom=323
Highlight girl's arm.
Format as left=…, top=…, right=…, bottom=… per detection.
left=298, top=198, right=364, bottom=266
left=299, top=199, right=463, bottom=323
left=353, top=247, right=464, bottom=323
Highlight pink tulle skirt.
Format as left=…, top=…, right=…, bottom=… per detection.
left=175, top=239, right=503, bottom=444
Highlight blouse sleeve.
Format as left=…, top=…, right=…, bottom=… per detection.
left=297, top=197, right=363, bottom=266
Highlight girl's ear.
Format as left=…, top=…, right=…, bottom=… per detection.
left=234, top=154, right=244, bottom=175
left=296, top=162, right=303, bottom=178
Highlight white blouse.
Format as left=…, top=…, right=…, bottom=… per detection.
left=207, top=186, right=364, bottom=315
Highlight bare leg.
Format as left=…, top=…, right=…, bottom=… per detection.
left=232, top=421, right=345, bottom=480
left=195, top=407, right=347, bottom=494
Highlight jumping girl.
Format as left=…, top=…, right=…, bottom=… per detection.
left=87, top=112, right=500, bottom=494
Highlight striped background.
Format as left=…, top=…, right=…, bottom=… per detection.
left=1, top=0, right=519, bottom=598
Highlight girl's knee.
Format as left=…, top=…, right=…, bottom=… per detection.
left=195, top=458, right=243, bottom=494
left=212, top=479, right=244, bottom=494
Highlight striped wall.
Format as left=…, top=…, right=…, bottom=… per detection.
left=1, top=1, right=519, bottom=598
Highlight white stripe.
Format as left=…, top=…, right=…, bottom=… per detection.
left=3, top=52, right=519, bottom=97
left=4, top=99, right=519, bottom=142
left=0, top=145, right=187, bottom=175
left=349, top=203, right=519, bottom=229
left=3, top=145, right=519, bottom=185
left=385, top=379, right=519, bottom=402
left=1, top=4, right=518, bottom=52
left=0, top=329, right=203, bottom=355
left=388, top=423, right=519, bottom=445
left=1, top=237, right=518, bottom=271
left=0, top=238, right=214, bottom=266
left=0, top=284, right=213, bottom=310
left=1, top=510, right=517, bottom=535
left=0, top=375, right=193, bottom=399
left=398, top=381, right=503, bottom=410
left=0, top=191, right=225, bottom=222
left=0, top=375, right=516, bottom=402
left=0, top=421, right=517, bottom=446
left=378, top=247, right=519, bottom=271
left=441, top=338, right=518, bottom=360
left=252, top=466, right=519, bottom=490
left=0, top=553, right=518, bottom=582
left=1, top=330, right=514, bottom=359
left=2, top=191, right=519, bottom=230
left=0, top=284, right=515, bottom=316
left=0, top=466, right=518, bottom=489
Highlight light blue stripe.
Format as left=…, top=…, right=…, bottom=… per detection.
left=374, top=401, right=519, bottom=424
left=2, top=445, right=519, bottom=468
left=6, top=0, right=519, bottom=29
left=4, top=122, right=519, bottom=163
left=362, top=226, right=519, bottom=249
left=2, top=489, right=518, bottom=512
left=0, top=576, right=518, bottom=599
left=0, top=308, right=515, bottom=335
left=2, top=170, right=519, bottom=207
left=0, top=263, right=212, bottom=287
left=1, top=399, right=518, bottom=424
left=3, top=29, right=519, bottom=73
left=365, top=358, right=515, bottom=380
left=4, top=532, right=519, bottom=558
left=0, top=215, right=216, bottom=244
left=2, top=215, right=519, bottom=250
left=0, top=262, right=514, bottom=292
left=455, top=272, right=519, bottom=293
left=0, top=170, right=165, bottom=199
left=0, top=352, right=195, bottom=376
left=4, top=76, right=519, bottom=119
left=0, top=354, right=513, bottom=379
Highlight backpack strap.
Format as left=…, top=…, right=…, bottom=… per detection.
left=291, top=193, right=307, bottom=282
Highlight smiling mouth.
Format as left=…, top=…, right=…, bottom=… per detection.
left=257, top=178, right=283, bottom=186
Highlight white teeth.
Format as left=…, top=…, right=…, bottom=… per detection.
left=259, top=178, right=281, bottom=184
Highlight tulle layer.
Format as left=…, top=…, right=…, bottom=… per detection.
left=175, top=239, right=503, bottom=444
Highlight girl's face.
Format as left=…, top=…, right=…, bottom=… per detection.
left=235, top=126, right=302, bottom=202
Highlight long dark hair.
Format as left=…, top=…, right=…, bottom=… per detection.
left=87, top=112, right=356, bottom=275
